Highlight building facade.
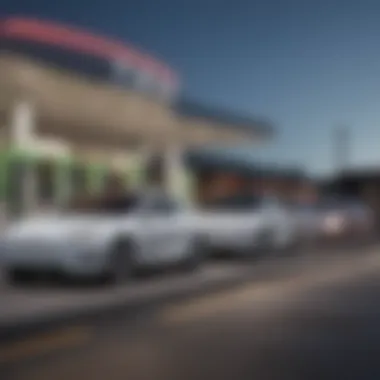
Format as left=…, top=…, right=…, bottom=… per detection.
left=0, top=16, right=273, bottom=221
left=185, top=151, right=316, bottom=205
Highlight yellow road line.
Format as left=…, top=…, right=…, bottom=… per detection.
left=0, top=326, right=93, bottom=365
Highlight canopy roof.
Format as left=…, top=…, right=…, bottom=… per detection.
left=0, top=53, right=274, bottom=149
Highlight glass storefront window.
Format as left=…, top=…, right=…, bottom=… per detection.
left=69, top=164, right=88, bottom=198
left=35, top=160, right=56, bottom=205
left=6, top=158, right=29, bottom=217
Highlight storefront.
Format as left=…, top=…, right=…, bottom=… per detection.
left=185, top=151, right=309, bottom=206
left=0, top=17, right=273, bottom=221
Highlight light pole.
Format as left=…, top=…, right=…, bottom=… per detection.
left=333, top=125, right=350, bottom=175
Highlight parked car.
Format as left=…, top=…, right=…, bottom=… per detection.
left=287, top=202, right=321, bottom=248
left=1, top=193, right=203, bottom=285
left=199, top=195, right=299, bottom=258
left=310, top=197, right=375, bottom=245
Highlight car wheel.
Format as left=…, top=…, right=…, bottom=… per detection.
left=253, top=229, right=274, bottom=258
left=6, top=269, right=33, bottom=286
left=270, top=227, right=302, bottom=258
left=180, top=237, right=204, bottom=272
left=281, top=235, right=301, bottom=257
left=107, top=239, right=135, bottom=285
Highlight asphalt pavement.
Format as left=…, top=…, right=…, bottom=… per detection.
left=0, top=243, right=361, bottom=337
left=2, top=244, right=380, bottom=379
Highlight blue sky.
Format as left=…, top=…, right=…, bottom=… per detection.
left=2, top=0, right=380, bottom=175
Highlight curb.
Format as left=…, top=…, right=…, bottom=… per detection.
left=1, top=242, right=378, bottom=345
left=0, top=269, right=258, bottom=344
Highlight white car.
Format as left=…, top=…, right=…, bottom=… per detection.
left=292, top=203, right=323, bottom=246
left=199, top=195, right=299, bottom=258
left=1, top=194, right=203, bottom=284
left=313, top=198, right=375, bottom=244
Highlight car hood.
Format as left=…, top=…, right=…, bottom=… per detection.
left=196, top=211, right=264, bottom=230
left=4, top=214, right=135, bottom=240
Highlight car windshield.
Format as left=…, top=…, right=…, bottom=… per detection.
left=208, top=195, right=262, bottom=210
left=315, top=198, right=344, bottom=211
left=68, top=194, right=141, bottom=214
left=316, top=197, right=363, bottom=211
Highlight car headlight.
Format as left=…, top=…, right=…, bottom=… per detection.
left=323, top=215, right=345, bottom=232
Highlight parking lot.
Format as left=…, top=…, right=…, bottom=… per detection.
left=2, top=241, right=380, bottom=379
left=0, top=241, right=376, bottom=340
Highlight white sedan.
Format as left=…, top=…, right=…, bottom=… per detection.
left=313, top=199, right=375, bottom=244
left=199, top=195, right=299, bottom=258
left=1, top=194, right=203, bottom=284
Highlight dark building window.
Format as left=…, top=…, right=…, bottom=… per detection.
left=6, top=158, right=28, bottom=216
left=69, top=164, right=88, bottom=196
left=145, top=153, right=165, bottom=186
left=36, top=160, right=56, bottom=204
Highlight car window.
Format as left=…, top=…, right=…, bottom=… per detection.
left=143, top=196, right=179, bottom=214
left=98, top=196, right=140, bottom=214
left=278, top=200, right=296, bottom=211
left=69, top=195, right=140, bottom=214
left=261, top=196, right=280, bottom=209
left=206, top=195, right=262, bottom=210
left=296, top=204, right=317, bottom=212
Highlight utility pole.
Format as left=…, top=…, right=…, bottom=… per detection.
left=333, top=125, right=350, bottom=176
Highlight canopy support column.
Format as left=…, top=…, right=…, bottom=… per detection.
left=163, top=144, right=189, bottom=201
left=10, top=100, right=38, bottom=217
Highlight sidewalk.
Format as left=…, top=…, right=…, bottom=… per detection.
left=0, top=264, right=255, bottom=342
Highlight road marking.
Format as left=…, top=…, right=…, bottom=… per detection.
left=157, top=280, right=294, bottom=324
left=158, top=252, right=380, bottom=325
left=0, top=326, right=92, bottom=365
